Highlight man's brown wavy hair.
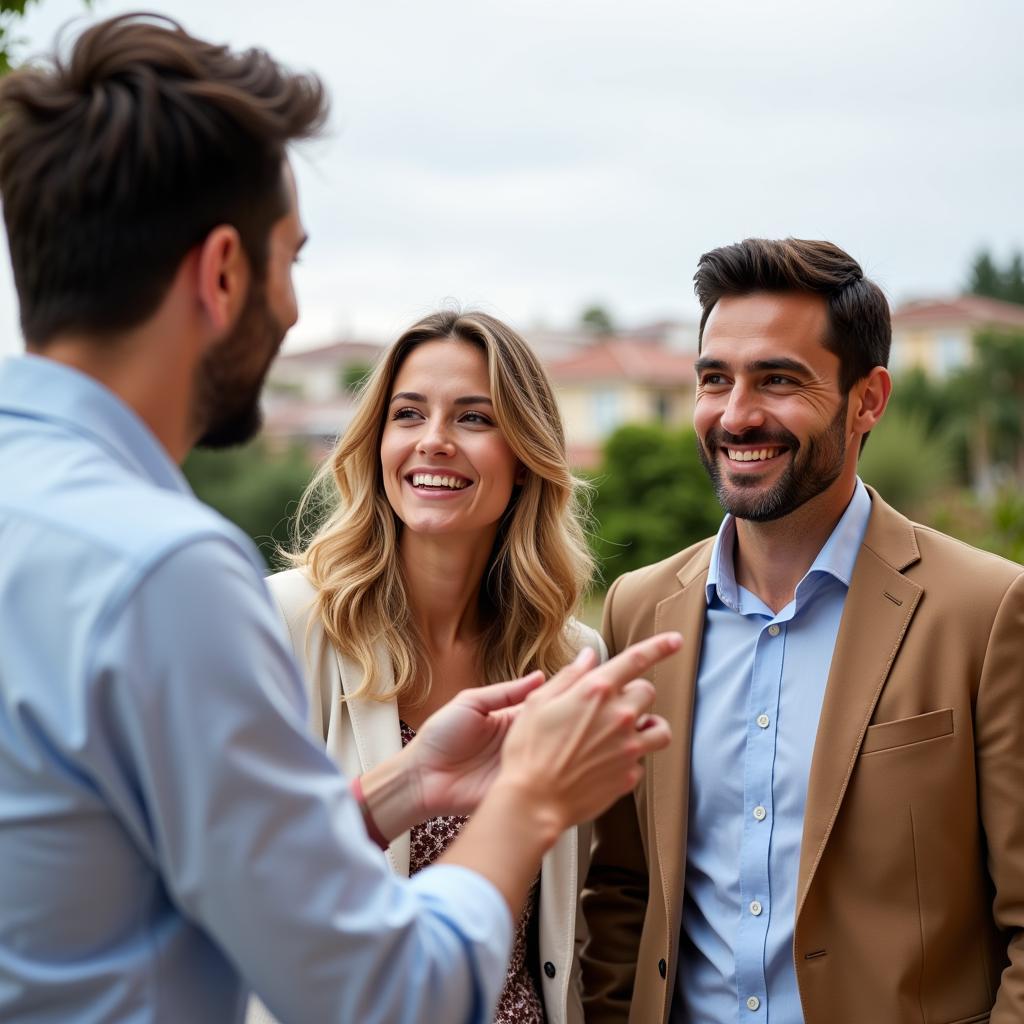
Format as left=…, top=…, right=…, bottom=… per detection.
left=0, top=13, right=327, bottom=346
left=694, top=237, right=891, bottom=393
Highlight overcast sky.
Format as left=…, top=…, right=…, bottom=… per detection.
left=1, top=0, right=1021, bottom=356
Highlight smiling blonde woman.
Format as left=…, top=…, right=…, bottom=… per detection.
left=250, top=310, right=603, bottom=1024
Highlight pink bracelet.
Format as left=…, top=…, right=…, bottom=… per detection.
left=350, top=775, right=389, bottom=850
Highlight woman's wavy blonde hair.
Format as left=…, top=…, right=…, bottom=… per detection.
left=288, top=309, right=595, bottom=705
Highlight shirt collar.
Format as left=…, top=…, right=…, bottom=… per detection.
left=705, top=478, right=872, bottom=612
left=0, top=353, right=191, bottom=496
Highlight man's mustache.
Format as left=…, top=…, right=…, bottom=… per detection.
left=703, top=427, right=799, bottom=451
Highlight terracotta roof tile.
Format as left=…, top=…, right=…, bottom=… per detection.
left=547, top=340, right=695, bottom=386
left=892, top=295, right=1024, bottom=329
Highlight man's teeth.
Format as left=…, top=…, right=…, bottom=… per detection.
left=411, top=473, right=468, bottom=490
left=727, top=448, right=783, bottom=462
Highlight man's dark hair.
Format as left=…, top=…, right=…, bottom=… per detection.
left=0, top=14, right=327, bottom=346
left=693, top=238, right=891, bottom=393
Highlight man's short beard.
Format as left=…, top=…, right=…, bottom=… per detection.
left=194, top=278, right=285, bottom=450
left=697, top=397, right=849, bottom=522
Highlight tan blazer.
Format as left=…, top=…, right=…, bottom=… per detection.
left=259, top=567, right=606, bottom=1024
left=581, top=488, right=1024, bottom=1024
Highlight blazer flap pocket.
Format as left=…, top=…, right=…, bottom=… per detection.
left=861, top=708, right=954, bottom=755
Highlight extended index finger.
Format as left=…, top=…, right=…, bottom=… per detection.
left=580, top=632, right=682, bottom=696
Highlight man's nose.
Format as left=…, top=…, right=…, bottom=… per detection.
left=719, top=383, right=765, bottom=436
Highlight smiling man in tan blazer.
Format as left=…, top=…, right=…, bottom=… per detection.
left=581, top=238, right=1024, bottom=1024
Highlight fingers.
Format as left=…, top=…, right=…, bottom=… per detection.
left=541, top=645, right=599, bottom=697
left=580, top=632, right=682, bottom=696
left=459, top=671, right=545, bottom=713
left=617, top=677, right=656, bottom=715
left=631, top=714, right=672, bottom=755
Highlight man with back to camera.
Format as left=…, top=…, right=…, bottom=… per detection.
left=580, top=237, right=1024, bottom=1023
left=0, top=15, right=681, bottom=1023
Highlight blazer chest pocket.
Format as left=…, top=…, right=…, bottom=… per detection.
left=860, top=708, right=954, bottom=755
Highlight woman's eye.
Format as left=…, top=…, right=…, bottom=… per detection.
left=460, top=411, right=493, bottom=425
left=392, top=407, right=423, bottom=421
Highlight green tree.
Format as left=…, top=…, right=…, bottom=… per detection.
left=580, top=304, right=615, bottom=335
left=886, top=369, right=970, bottom=485
left=1, top=1, right=92, bottom=74
left=968, top=250, right=1003, bottom=300
left=967, top=248, right=1024, bottom=305
left=1006, top=252, right=1024, bottom=305
left=183, top=441, right=316, bottom=568
left=950, top=327, right=1024, bottom=487
left=340, top=361, right=372, bottom=393
left=1, top=0, right=39, bottom=73
left=858, top=410, right=955, bottom=518
left=590, top=423, right=721, bottom=580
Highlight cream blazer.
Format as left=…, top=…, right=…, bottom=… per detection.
left=254, top=567, right=606, bottom=1024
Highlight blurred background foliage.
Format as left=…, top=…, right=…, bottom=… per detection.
left=184, top=443, right=315, bottom=569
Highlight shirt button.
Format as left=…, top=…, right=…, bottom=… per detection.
left=747, top=995, right=761, bottom=1011
left=749, top=900, right=763, bottom=916
left=767, top=624, right=780, bottom=637
left=756, top=713, right=770, bottom=729
left=543, top=961, right=556, bottom=978
left=753, top=805, right=767, bottom=821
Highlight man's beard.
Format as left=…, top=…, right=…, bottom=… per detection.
left=696, top=398, right=849, bottom=522
left=194, top=278, right=286, bottom=450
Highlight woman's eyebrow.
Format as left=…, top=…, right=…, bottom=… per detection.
left=389, top=393, right=494, bottom=405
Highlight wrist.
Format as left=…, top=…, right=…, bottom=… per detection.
left=356, top=748, right=425, bottom=843
left=484, top=774, right=566, bottom=855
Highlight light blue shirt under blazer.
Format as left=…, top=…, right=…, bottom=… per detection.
left=0, top=354, right=512, bottom=1024
left=673, top=480, right=871, bottom=1024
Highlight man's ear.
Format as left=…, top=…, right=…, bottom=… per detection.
left=195, top=225, right=248, bottom=337
left=850, top=366, right=892, bottom=438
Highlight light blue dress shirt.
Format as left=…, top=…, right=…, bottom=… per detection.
left=672, top=481, right=871, bottom=1024
left=0, top=355, right=512, bottom=1024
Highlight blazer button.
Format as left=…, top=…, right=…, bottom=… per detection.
left=543, top=961, right=556, bottom=979
left=658, top=958, right=667, bottom=979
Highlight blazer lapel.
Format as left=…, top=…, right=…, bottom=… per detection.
left=337, top=647, right=410, bottom=876
left=650, top=552, right=712, bottom=939
left=796, top=491, right=923, bottom=914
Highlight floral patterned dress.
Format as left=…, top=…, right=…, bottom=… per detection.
left=401, top=720, right=545, bottom=1024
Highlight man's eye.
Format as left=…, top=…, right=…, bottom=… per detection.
left=766, top=375, right=796, bottom=386
left=701, top=374, right=726, bottom=386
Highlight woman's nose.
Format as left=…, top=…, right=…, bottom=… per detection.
left=416, top=417, right=455, bottom=456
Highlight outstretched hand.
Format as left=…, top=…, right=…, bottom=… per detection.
left=405, top=670, right=546, bottom=818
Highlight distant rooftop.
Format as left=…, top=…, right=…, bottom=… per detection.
left=547, top=338, right=695, bottom=386
left=891, top=295, right=1024, bottom=329
left=276, top=338, right=385, bottom=366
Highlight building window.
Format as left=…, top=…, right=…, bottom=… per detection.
left=654, top=393, right=672, bottom=423
left=592, top=390, right=622, bottom=436
left=937, top=332, right=969, bottom=374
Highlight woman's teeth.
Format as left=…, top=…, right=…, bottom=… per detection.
left=411, top=473, right=469, bottom=490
